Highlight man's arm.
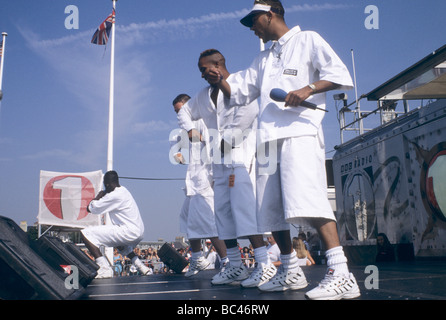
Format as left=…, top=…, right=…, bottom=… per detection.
left=285, top=80, right=341, bottom=107
left=87, top=190, right=107, bottom=213
left=177, top=102, right=203, bottom=143
left=216, top=77, right=231, bottom=99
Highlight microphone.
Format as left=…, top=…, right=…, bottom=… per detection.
left=269, top=88, right=328, bottom=112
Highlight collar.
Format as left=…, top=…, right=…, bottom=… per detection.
left=277, top=25, right=301, bottom=47
left=271, top=26, right=301, bottom=58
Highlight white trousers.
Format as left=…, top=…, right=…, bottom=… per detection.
left=179, top=186, right=219, bottom=240
left=213, top=163, right=259, bottom=240
left=256, top=133, right=335, bottom=233
left=81, top=224, right=143, bottom=256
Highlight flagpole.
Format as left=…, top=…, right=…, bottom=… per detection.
left=107, top=1, right=117, bottom=171
left=103, top=0, right=117, bottom=266
left=0, top=32, right=7, bottom=95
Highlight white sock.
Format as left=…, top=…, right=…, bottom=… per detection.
left=96, top=256, right=109, bottom=268
left=227, top=246, right=242, bottom=266
left=253, top=246, right=270, bottom=265
left=325, top=246, right=349, bottom=276
left=191, top=251, right=203, bottom=261
left=280, top=250, right=300, bottom=272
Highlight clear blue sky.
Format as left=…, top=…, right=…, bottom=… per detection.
left=0, top=0, right=445, bottom=242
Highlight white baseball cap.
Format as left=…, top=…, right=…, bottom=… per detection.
left=240, top=3, right=272, bottom=28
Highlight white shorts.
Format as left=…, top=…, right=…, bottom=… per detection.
left=179, top=186, right=219, bottom=240
left=256, top=133, right=335, bottom=233
left=81, top=224, right=143, bottom=256
left=213, top=163, right=259, bottom=240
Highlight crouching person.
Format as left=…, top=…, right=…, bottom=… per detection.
left=81, top=170, right=150, bottom=278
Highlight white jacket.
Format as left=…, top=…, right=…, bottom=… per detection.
left=88, top=186, right=144, bottom=238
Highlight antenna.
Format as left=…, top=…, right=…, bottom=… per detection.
left=351, top=49, right=363, bottom=134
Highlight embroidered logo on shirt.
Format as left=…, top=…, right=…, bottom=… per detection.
left=283, top=69, right=298, bottom=76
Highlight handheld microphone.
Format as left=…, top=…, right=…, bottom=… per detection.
left=269, top=88, right=328, bottom=112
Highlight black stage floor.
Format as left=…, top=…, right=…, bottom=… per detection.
left=82, top=261, right=446, bottom=301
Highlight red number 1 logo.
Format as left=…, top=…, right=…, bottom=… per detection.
left=43, top=175, right=96, bottom=221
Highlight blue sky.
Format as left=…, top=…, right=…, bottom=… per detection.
left=0, top=0, right=445, bottom=242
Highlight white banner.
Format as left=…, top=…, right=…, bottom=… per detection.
left=38, top=170, right=103, bottom=228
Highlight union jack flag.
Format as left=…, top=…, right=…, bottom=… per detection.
left=91, top=9, right=115, bottom=45
left=0, top=40, right=3, bottom=58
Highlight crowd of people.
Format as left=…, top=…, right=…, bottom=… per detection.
left=112, top=247, right=166, bottom=276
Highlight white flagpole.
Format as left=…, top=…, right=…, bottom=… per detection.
left=0, top=32, right=8, bottom=95
left=107, top=1, right=117, bottom=171
left=104, top=2, right=117, bottom=266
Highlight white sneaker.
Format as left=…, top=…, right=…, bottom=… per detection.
left=211, top=263, right=249, bottom=285
left=133, top=258, right=151, bottom=276
left=96, top=265, right=114, bottom=279
left=241, top=262, right=277, bottom=288
left=258, top=265, right=308, bottom=292
left=185, top=256, right=210, bottom=277
left=137, top=264, right=151, bottom=276
left=305, top=269, right=361, bottom=300
left=211, top=261, right=228, bottom=282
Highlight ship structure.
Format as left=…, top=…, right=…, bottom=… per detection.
left=332, top=44, right=446, bottom=264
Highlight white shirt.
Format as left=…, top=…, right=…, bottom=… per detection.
left=170, top=119, right=213, bottom=196
left=229, top=26, right=354, bottom=143
left=88, top=186, right=144, bottom=237
left=177, top=73, right=259, bottom=169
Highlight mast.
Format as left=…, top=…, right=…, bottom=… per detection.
left=351, top=49, right=363, bottom=135
left=0, top=32, right=8, bottom=99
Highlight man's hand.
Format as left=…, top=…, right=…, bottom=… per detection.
left=285, top=81, right=341, bottom=107
left=174, top=152, right=186, bottom=164
left=188, top=129, right=203, bottom=143
left=204, top=67, right=223, bottom=86
left=284, top=86, right=313, bottom=107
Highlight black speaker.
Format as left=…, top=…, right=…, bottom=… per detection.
left=158, top=243, right=188, bottom=274
left=31, top=235, right=98, bottom=288
left=0, top=216, right=86, bottom=300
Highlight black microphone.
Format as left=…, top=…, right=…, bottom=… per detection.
left=269, top=88, right=328, bottom=112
